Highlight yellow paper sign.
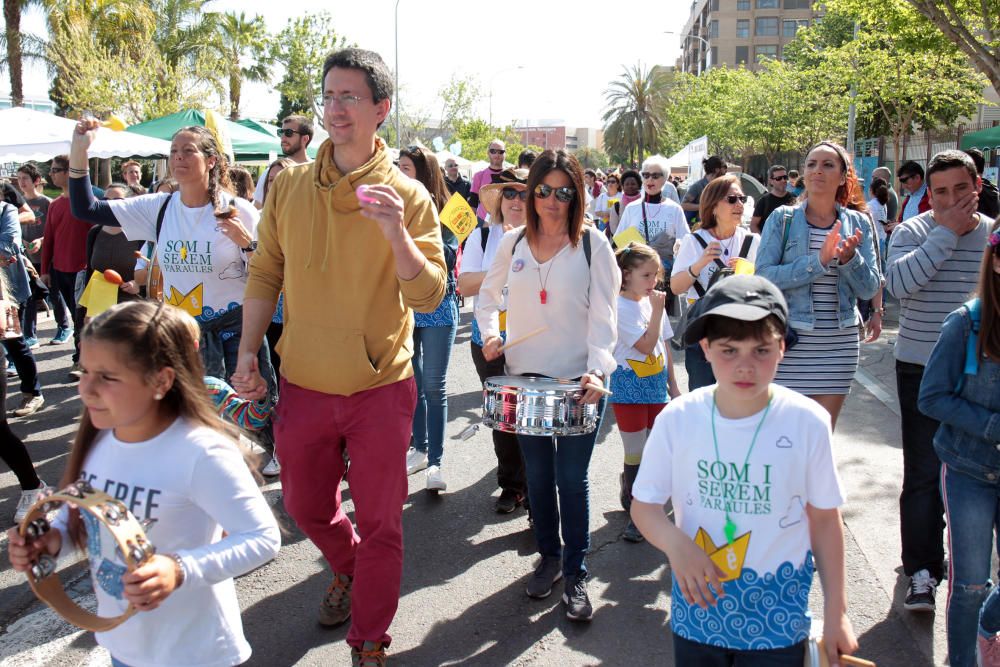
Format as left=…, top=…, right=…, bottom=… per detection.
left=439, top=192, right=478, bottom=244
left=733, top=258, right=755, bottom=275
left=613, top=226, right=646, bottom=249
left=79, top=271, right=120, bottom=317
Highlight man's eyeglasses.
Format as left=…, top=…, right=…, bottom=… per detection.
left=277, top=128, right=304, bottom=138
left=771, top=174, right=788, bottom=181
left=726, top=194, right=749, bottom=204
left=322, top=93, right=370, bottom=109
left=534, top=184, right=576, bottom=203
left=641, top=171, right=664, bottom=180
left=489, top=148, right=506, bottom=155
left=49, top=167, right=67, bottom=174
left=445, top=163, right=457, bottom=169
left=899, top=174, right=915, bottom=183
left=502, top=188, right=528, bottom=201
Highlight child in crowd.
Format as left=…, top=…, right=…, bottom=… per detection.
left=918, top=231, right=1000, bottom=667
left=610, top=243, right=679, bottom=543
left=7, top=301, right=280, bottom=667
left=631, top=275, right=857, bottom=666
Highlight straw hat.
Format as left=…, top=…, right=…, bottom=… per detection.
left=478, top=168, right=530, bottom=218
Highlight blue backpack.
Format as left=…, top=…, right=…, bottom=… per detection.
left=957, top=298, right=982, bottom=392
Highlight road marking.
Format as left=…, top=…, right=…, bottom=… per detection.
left=0, top=593, right=106, bottom=665
left=855, top=367, right=901, bottom=417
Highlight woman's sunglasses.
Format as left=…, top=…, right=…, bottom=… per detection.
left=534, top=184, right=576, bottom=203
left=726, top=195, right=749, bottom=204
left=502, top=188, right=528, bottom=201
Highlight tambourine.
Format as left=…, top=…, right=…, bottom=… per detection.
left=18, top=480, right=156, bottom=632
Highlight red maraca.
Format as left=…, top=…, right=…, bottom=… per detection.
left=103, top=269, right=123, bottom=285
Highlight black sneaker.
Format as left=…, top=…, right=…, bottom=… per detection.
left=622, top=519, right=644, bottom=543
left=526, top=556, right=562, bottom=598
left=562, top=573, right=593, bottom=621
left=904, top=569, right=937, bottom=612
left=495, top=489, right=522, bottom=514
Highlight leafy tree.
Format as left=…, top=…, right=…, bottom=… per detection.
left=214, top=12, right=271, bottom=119
left=448, top=118, right=541, bottom=163
left=574, top=147, right=611, bottom=170
left=437, top=74, right=481, bottom=139
left=603, top=63, right=673, bottom=164
left=271, top=12, right=350, bottom=120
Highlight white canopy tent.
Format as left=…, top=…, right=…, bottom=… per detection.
left=0, top=107, right=172, bottom=163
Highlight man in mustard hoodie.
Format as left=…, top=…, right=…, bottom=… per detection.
left=233, top=48, right=446, bottom=665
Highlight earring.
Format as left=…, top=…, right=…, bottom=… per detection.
left=154, top=393, right=163, bottom=400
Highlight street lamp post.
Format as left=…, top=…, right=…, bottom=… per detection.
left=666, top=31, right=711, bottom=75
left=488, top=65, right=524, bottom=130
left=394, top=0, right=401, bottom=149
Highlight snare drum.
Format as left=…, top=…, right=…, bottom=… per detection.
left=483, top=375, right=598, bottom=436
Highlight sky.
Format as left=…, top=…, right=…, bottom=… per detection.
left=10, top=0, right=689, bottom=130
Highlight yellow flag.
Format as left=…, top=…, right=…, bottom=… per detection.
left=79, top=271, right=120, bottom=317
left=203, top=109, right=235, bottom=163
left=439, top=192, right=478, bottom=244
left=613, top=226, right=646, bottom=249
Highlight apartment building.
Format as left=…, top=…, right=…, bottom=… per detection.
left=514, top=125, right=605, bottom=152
left=678, top=0, right=817, bottom=72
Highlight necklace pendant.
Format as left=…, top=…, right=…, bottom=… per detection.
left=724, top=516, right=738, bottom=545
left=539, top=289, right=547, bottom=305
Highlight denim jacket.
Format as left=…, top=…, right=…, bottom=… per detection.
left=0, top=202, right=31, bottom=304
left=919, top=304, right=1000, bottom=483
left=757, top=203, right=881, bottom=331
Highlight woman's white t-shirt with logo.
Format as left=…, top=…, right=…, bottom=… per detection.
left=109, top=193, right=259, bottom=322
left=671, top=228, right=760, bottom=301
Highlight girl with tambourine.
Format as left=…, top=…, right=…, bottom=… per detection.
left=7, top=301, right=279, bottom=667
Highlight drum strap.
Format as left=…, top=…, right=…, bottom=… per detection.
left=512, top=228, right=591, bottom=267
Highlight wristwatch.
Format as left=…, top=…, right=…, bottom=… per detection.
left=588, top=369, right=606, bottom=383
left=240, top=241, right=258, bottom=253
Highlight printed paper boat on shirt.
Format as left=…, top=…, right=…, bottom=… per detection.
left=627, top=352, right=665, bottom=378
left=694, top=527, right=750, bottom=582
left=166, top=283, right=204, bottom=318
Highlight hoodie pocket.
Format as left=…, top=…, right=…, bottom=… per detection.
left=277, top=324, right=378, bottom=392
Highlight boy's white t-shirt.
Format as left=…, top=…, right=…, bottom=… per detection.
left=633, top=385, right=845, bottom=650
left=54, top=419, right=280, bottom=667
left=671, top=228, right=760, bottom=301
left=613, top=296, right=673, bottom=368
left=109, top=193, right=259, bottom=322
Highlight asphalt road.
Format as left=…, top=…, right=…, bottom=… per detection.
left=0, top=304, right=947, bottom=666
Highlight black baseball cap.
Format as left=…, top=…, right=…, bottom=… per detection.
left=683, top=275, right=789, bottom=345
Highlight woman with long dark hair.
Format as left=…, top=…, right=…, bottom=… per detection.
left=66, top=118, right=277, bottom=409
left=398, top=145, right=458, bottom=492
left=756, top=141, right=881, bottom=429
left=477, top=149, right=619, bottom=621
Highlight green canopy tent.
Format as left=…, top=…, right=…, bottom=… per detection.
left=126, top=109, right=284, bottom=161
left=236, top=118, right=321, bottom=159
left=960, top=125, right=1000, bottom=151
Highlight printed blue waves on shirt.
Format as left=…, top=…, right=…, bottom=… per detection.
left=610, top=366, right=669, bottom=404
left=272, top=293, right=284, bottom=324
left=670, top=553, right=814, bottom=650
left=82, top=511, right=127, bottom=599
left=414, top=289, right=459, bottom=328
left=200, top=301, right=242, bottom=340
left=470, top=318, right=508, bottom=347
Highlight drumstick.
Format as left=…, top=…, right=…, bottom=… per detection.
left=581, top=382, right=613, bottom=396
left=818, top=641, right=876, bottom=667
left=497, top=326, right=548, bottom=353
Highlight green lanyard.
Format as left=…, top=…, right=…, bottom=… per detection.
left=711, top=390, right=773, bottom=545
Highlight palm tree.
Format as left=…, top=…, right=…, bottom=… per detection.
left=1, top=0, right=49, bottom=107
left=602, top=64, right=673, bottom=164
left=215, top=12, right=271, bottom=119
left=152, top=0, right=220, bottom=70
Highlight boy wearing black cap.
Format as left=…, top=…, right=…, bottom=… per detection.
left=631, top=275, right=858, bottom=666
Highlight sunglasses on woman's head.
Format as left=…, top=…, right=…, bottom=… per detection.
left=502, top=188, right=528, bottom=201
left=726, top=195, right=749, bottom=204
left=534, top=184, right=576, bottom=203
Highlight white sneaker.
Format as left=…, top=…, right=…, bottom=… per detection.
left=13, top=481, right=48, bottom=524
left=262, top=454, right=280, bottom=477
left=425, top=466, right=447, bottom=492
left=406, top=447, right=428, bottom=476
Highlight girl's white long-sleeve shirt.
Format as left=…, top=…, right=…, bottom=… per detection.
left=52, top=418, right=280, bottom=667
left=475, top=225, right=620, bottom=379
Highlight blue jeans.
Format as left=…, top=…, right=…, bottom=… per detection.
left=685, top=342, right=715, bottom=391
left=942, top=464, right=1000, bottom=667
left=110, top=658, right=132, bottom=667
left=673, top=633, right=806, bottom=666
left=518, top=398, right=606, bottom=577
left=411, top=324, right=456, bottom=467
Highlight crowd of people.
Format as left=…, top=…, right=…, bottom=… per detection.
left=0, top=44, right=999, bottom=667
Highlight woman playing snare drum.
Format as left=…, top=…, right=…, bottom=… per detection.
left=478, top=149, right=619, bottom=622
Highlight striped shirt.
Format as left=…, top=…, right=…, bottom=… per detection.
left=775, top=226, right=859, bottom=395
left=885, top=212, right=993, bottom=365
